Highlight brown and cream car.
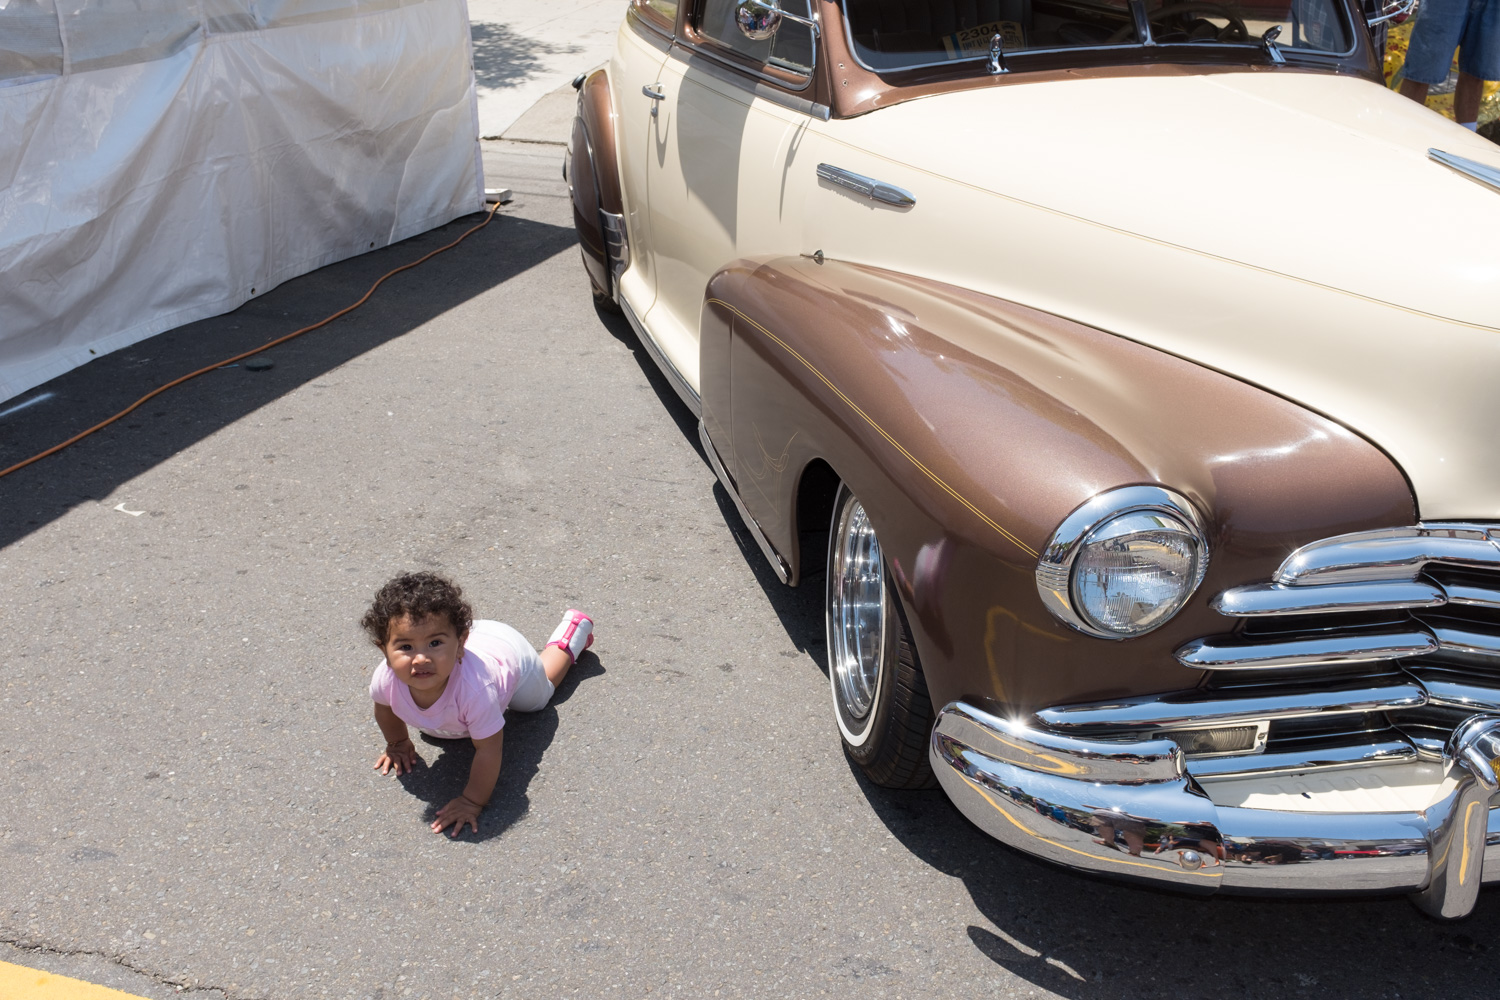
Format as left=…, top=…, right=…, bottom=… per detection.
left=566, top=0, right=1500, bottom=916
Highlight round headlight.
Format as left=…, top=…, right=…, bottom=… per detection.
left=1036, top=487, right=1210, bottom=639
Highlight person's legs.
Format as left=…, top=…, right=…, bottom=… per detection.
left=542, top=609, right=593, bottom=687
left=1400, top=79, right=1432, bottom=104
left=1455, top=0, right=1500, bottom=124
left=473, top=620, right=556, bottom=712
left=1404, top=0, right=1471, bottom=98
left=540, top=644, right=574, bottom=688
left=500, top=611, right=594, bottom=711
left=1455, top=70, right=1484, bottom=123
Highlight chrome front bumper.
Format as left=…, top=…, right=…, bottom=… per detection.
left=930, top=701, right=1500, bottom=918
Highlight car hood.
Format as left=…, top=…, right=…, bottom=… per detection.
left=815, top=69, right=1500, bottom=520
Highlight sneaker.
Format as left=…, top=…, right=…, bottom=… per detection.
left=546, top=609, right=594, bottom=664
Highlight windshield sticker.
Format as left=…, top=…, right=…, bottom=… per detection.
left=942, top=21, right=1025, bottom=57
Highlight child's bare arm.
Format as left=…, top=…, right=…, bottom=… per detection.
left=372, top=702, right=418, bottom=775
left=431, top=729, right=504, bottom=837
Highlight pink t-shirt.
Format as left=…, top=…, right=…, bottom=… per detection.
left=369, top=627, right=523, bottom=740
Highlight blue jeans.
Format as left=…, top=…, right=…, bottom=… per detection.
left=1404, top=0, right=1500, bottom=86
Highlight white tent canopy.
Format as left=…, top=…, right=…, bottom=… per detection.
left=0, top=0, right=483, bottom=403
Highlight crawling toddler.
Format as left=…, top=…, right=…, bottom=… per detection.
left=362, top=572, right=593, bottom=836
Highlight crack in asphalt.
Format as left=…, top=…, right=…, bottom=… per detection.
left=1, top=930, right=263, bottom=1000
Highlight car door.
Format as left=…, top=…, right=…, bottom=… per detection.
left=612, top=0, right=679, bottom=316
left=639, top=0, right=819, bottom=399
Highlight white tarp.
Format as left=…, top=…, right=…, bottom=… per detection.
left=0, top=0, right=484, bottom=403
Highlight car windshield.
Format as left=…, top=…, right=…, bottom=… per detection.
left=840, top=0, right=1354, bottom=72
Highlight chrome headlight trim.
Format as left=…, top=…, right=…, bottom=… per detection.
left=1035, top=485, right=1210, bottom=640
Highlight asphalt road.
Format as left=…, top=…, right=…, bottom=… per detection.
left=4, top=140, right=1500, bottom=1000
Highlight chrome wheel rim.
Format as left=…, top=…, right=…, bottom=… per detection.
left=830, top=495, right=888, bottom=722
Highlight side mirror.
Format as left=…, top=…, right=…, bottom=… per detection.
left=1368, top=0, right=1416, bottom=27
left=736, top=0, right=784, bottom=40
left=736, top=0, right=821, bottom=41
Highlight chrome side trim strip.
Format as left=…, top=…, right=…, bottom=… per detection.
left=1186, top=739, right=1418, bottom=778
left=1175, top=629, right=1438, bottom=670
left=1430, top=148, right=1500, bottom=194
left=618, top=294, right=702, bottom=418
left=1273, top=524, right=1500, bottom=586
left=1036, top=682, right=1428, bottom=731
left=815, top=164, right=915, bottom=207
left=1212, top=580, right=1446, bottom=617
left=698, top=420, right=791, bottom=584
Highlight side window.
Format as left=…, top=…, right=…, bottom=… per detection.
left=697, top=0, right=815, bottom=76
left=638, top=0, right=679, bottom=31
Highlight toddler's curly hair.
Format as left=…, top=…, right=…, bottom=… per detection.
left=361, top=572, right=474, bottom=647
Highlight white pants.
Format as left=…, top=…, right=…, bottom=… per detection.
left=470, top=619, right=555, bottom=713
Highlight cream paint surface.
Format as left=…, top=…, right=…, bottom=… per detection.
left=610, top=20, right=669, bottom=318
left=609, top=46, right=1500, bottom=518
left=637, top=55, right=807, bottom=393
left=790, top=75, right=1500, bottom=521
left=822, top=71, right=1500, bottom=326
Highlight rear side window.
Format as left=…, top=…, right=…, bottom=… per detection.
left=698, top=0, right=816, bottom=75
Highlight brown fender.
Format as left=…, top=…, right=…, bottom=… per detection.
left=699, top=255, right=1416, bottom=714
left=565, top=69, right=624, bottom=299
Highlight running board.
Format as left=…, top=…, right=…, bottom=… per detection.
left=699, top=420, right=792, bottom=584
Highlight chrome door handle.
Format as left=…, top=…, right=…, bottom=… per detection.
left=642, top=83, right=664, bottom=117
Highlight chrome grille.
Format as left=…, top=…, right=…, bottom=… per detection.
left=1036, top=525, right=1500, bottom=779
left=1169, top=523, right=1500, bottom=775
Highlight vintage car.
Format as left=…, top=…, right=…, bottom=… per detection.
left=565, top=0, right=1500, bottom=917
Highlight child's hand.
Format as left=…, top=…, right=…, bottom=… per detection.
left=374, top=738, right=418, bottom=775
left=432, top=794, right=484, bottom=837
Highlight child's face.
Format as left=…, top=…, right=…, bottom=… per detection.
left=381, top=613, right=468, bottom=697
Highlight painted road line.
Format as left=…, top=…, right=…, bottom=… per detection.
left=0, top=960, right=151, bottom=1000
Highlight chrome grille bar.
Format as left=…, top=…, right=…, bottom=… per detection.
left=1273, top=524, right=1500, bottom=587
left=1035, top=680, right=1427, bottom=731
left=1446, top=583, right=1500, bottom=609
left=1176, top=629, right=1438, bottom=669
left=1431, top=625, right=1500, bottom=657
left=1415, top=678, right=1500, bottom=713
left=1212, top=580, right=1446, bottom=617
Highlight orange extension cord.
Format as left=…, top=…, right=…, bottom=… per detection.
left=0, top=200, right=503, bottom=482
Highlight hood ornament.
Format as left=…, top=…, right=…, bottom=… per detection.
left=1429, top=148, right=1500, bottom=194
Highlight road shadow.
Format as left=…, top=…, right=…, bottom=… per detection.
left=847, top=762, right=1500, bottom=998
left=710, top=482, right=827, bottom=673
left=470, top=22, right=582, bottom=92
left=396, top=650, right=605, bottom=841
left=591, top=300, right=827, bottom=672
left=0, top=212, right=578, bottom=550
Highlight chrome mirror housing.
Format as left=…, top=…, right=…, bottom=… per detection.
left=736, top=0, right=784, bottom=40
left=736, top=0, right=820, bottom=41
left=1368, top=0, right=1416, bottom=27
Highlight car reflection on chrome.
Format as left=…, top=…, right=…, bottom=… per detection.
left=567, top=0, right=1500, bottom=918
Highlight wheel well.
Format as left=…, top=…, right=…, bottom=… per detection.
left=794, top=459, right=840, bottom=585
